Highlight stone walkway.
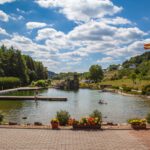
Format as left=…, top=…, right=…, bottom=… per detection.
left=0, top=128, right=149, bottom=150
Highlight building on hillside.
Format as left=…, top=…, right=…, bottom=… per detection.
left=129, top=64, right=136, bottom=69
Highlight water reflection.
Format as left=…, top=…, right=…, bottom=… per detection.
left=0, top=88, right=150, bottom=124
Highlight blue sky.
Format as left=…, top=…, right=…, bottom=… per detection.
left=0, top=0, right=150, bottom=73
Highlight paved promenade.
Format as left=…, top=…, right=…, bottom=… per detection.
left=0, top=128, right=149, bottom=150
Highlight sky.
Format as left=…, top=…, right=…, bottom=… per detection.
left=0, top=0, right=150, bottom=73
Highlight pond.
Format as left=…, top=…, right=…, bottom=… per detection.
left=0, top=88, right=150, bottom=124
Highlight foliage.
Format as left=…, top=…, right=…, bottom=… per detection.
left=108, top=64, right=120, bottom=71
left=79, top=117, right=100, bottom=125
left=31, top=80, right=48, bottom=87
left=89, top=65, right=104, bottom=83
left=100, top=79, right=150, bottom=90
left=51, top=118, right=59, bottom=123
left=111, top=86, right=119, bottom=89
left=52, top=72, right=81, bottom=80
left=128, top=118, right=146, bottom=125
left=146, top=113, right=150, bottom=124
left=142, top=84, right=150, bottom=95
left=0, top=45, right=48, bottom=87
left=130, top=73, right=137, bottom=84
left=0, top=114, right=3, bottom=123
left=122, top=85, right=132, bottom=92
left=0, top=77, right=21, bottom=89
left=90, top=110, right=102, bottom=123
left=56, top=110, right=70, bottom=126
left=79, top=82, right=100, bottom=89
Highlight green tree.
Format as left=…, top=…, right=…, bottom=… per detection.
left=89, top=64, right=103, bottom=82
left=130, top=73, right=137, bottom=84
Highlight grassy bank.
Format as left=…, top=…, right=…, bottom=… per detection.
left=100, top=79, right=150, bottom=90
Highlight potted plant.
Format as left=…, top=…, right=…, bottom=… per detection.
left=51, top=118, right=59, bottom=129
left=0, top=114, right=4, bottom=125
left=72, top=117, right=101, bottom=130
left=146, top=113, right=150, bottom=124
left=56, top=110, right=70, bottom=126
left=128, top=118, right=146, bottom=130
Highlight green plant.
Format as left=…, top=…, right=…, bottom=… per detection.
left=0, top=114, right=4, bottom=124
left=122, top=86, right=132, bottom=92
left=56, top=110, right=70, bottom=126
left=146, top=113, right=150, bottom=124
left=51, top=118, right=59, bottom=123
left=90, top=110, right=102, bottom=123
left=31, top=80, right=48, bottom=87
left=142, top=84, right=150, bottom=95
left=128, top=118, right=146, bottom=125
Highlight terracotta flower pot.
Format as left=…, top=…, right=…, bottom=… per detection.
left=51, top=122, right=59, bottom=129
left=131, top=124, right=146, bottom=130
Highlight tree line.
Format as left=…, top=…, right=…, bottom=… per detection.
left=0, top=45, right=48, bottom=88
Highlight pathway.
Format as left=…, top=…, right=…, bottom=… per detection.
left=0, top=128, right=149, bottom=150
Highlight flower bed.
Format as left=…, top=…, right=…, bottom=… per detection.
left=72, top=117, right=101, bottom=130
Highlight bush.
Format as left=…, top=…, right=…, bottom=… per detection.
left=90, top=110, right=102, bottom=123
left=122, top=86, right=132, bottom=92
left=0, top=114, right=4, bottom=124
left=146, top=113, right=150, bottom=124
left=56, top=110, right=70, bottom=126
left=0, top=77, right=21, bottom=90
left=142, top=84, right=150, bottom=95
left=112, top=86, right=119, bottom=89
left=31, top=80, right=48, bottom=87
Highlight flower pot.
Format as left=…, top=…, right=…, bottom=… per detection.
left=73, top=124, right=101, bottom=130
left=51, top=122, right=59, bottom=129
left=131, top=124, right=146, bottom=130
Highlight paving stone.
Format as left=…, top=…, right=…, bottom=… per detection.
left=0, top=128, right=149, bottom=150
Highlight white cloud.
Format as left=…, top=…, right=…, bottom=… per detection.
left=26, top=22, right=47, bottom=30
left=0, top=10, right=9, bottom=22
left=99, top=17, right=132, bottom=25
left=11, top=14, right=24, bottom=21
left=68, top=21, right=145, bottom=44
left=97, top=57, right=113, bottom=63
left=0, top=27, right=9, bottom=36
left=0, top=0, right=14, bottom=4
left=35, top=0, right=122, bottom=22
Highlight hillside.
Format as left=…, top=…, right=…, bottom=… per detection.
left=122, top=52, right=150, bottom=68
left=104, top=52, right=150, bottom=81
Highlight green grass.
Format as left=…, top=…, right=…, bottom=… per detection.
left=100, top=79, right=150, bottom=90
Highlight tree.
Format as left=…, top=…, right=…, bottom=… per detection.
left=89, top=64, right=103, bottom=82
left=130, top=73, right=137, bottom=84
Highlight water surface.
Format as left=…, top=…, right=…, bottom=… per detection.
left=0, top=88, right=150, bottom=124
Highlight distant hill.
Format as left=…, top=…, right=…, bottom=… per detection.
left=105, top=52, right=150, bottom=80
left=48, top=71, right=57, bottom=78
left=122, top=52, right=150, bottom=68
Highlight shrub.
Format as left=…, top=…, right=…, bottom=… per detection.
left=146, top=113, right=150, bottom=124
left=0, top=114, right=4, bottom=124
left=0, top=77, right=21, bottom=90
left=90, top=110, right=102, bottom=123
left=31, top=80, right=48, bottom=87
left=128, top=118, right=146, bottom=125
left=122, top=86, right=132, bottom=92
left=142, top=84, right=150, bottom=95
left=112, top=86, right=119, bottom=89
left=56, top=110, right=70, bottom=126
